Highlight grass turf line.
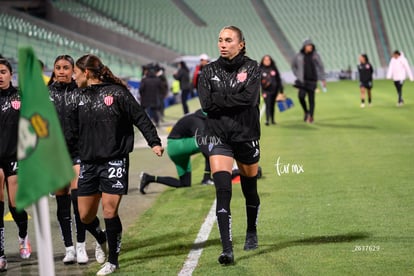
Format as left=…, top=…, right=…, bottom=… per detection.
left=87, top=80, right=414, bottom=275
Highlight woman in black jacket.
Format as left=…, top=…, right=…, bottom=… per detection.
left=73, top=54, right=163, bottom=275
left=0, top=58, right=32, bottom=270
left=260, top=55, right=283, bottom=125
left=198, top=26, right=261, bottom=265
left=48, top=55, right=107, bottom=265
left=173, top=61, right=191, bottom=114
left=357, top=54, right=374, bottom=108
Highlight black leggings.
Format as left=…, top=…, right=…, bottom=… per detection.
left=298, top=81, right=317, bottom=117
left=181, top=89, right=191, bottom=114
left=394, top=81, right=404, bottom=103
left=264, top=92, right=277, bottom=123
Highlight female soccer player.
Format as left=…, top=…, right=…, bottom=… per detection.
left=48, top=55, right=107, bottom=265
left=260, top=55, right=283, bottom=125
left=198, top=26, right=261, bottom=265
left=73, top=54, right=163, bottom=275
left=357, top=54, right=374, bottom=108
left=0, top=58, right=31, bottom=271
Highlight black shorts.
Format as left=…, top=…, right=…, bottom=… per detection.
left=77, top=157, right=129, bottom=196
left=0, top=161, right=18, bottom=177
left=208, top=139, right=260, bottom=165
left=360, top=81, right=372, bottom=89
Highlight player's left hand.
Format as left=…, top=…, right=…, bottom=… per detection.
left=152, top=145, right=164, bottom=157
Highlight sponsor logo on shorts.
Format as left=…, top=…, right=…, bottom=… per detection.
left=112, top=180, right=124, bottom=189
left=108, top=160, right=123, bottom=166
left=253, top=149, right=260, bottom=158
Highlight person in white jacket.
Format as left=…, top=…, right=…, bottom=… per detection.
left=386, top=50, right=413, bottom=106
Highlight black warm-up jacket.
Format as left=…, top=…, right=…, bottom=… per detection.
left=0, top=85, right=19, bottom=162
left=75, top=83, right=161, bottom=163
left=197, top=54, right=261, bottom=143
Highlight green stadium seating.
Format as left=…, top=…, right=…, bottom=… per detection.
left=264, top=0, right=381, bottom=71
left=77, top=0, right=290, bottom=70
left=379, top=0, right=414, bottom=63
left=0, top=13, right=141, bottom=77
left=3, top=1, right=411, bottom=75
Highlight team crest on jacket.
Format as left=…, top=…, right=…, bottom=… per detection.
left=11, top=100, right=21, bottom=110
left=237, top=71, right=247, bottom=82
left=104, top=95, right=114, bottom=106
left=18, top=113, right=49, bottom=160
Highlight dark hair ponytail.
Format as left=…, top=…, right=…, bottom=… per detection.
left=222, top=25, right=246, bottom=55
left=75, top=54, right=127, bottom=89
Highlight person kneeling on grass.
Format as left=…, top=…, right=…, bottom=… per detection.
left=140, top=109, right=213, bottom=194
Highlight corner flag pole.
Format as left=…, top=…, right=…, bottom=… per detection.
left=32, top=197, right=55, bottom=276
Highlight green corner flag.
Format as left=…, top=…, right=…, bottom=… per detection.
left=16, top=47, right=74, bottom=210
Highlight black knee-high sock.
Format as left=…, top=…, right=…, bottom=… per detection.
left=56, top=195, right=73, bottom=247
left=240, top=175, right=260, bottom=233
left=104, top=216, right=122, bottom=266
left=9, top=206, right=28, bottom=239
left=213, top=171, right=233, bottom=253
left=154, top=176, right=182, bottom=187
left=70, top=189, right=86, bottom=243
left=202, top=156, right=212, bottom=181
left=178, top=172, right=191, bottom=187
left=0, top=201, right=4, bottom=256
left=85, top=217, right=106, bottom=244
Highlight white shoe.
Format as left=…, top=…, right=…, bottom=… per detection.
left=63, top=246, right=76, bottom=264
left=96, top=262, right=117, bottom=275
left=95, top=242, right=107, bottom=264
left=76, top=242, right=89, bottom=264
left=360, top=103, right=365, bottom=108
left=0, top=256, right=7, bottom=272
left=18, top=235, right=31, bottom=259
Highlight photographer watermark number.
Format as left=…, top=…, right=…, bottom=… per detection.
left=352, top=245, right=380, bottom=252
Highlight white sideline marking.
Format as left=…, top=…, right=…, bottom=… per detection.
left=178, top=199, right=216, bottom=276
left=178, top=103, right=265, bottom=275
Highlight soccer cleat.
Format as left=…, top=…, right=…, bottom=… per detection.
left=257, top=166, right=263, bottom=179
left=19, top=235, right=31, bottom=259
left=0, top=256, right=7, bottom=272
left=306, top=116, right=314, bottom=124
left=139, top=172, right=150, bottom=194
left=243, top=232, right=258, bottom=251
left=303, top=113, right=309, bottom=122
left=63, top=246, right=76, bottom=264
left=96, top=262, right=118, bottom=275
left=95, top=241, right=107, bottom=264
left=76, top=242, right=89, bottom=264
left=218, top=251, right=234, bottom=265
left=360, top=103, right=365, bottom=108
left=201, top=179, right=214, bottom=185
